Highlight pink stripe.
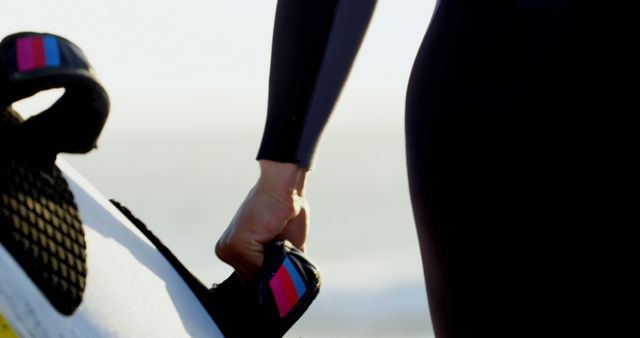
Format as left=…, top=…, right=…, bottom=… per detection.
left=269, top=273, right=293, bottom=317
left=32, top=37, right=46, bottom=69
left=278, top=266, right=301, bottom=308
left=17, top=37, right=35, bottom=71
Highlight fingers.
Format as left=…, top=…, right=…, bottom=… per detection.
left=215, top=233, right=261, bottom=284
left=215, top=162, right=310, bottom=283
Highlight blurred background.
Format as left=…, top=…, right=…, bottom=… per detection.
left=3, top=1, right=436, bottom=336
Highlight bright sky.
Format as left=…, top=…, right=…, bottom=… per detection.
left=3, top=0, right=435, bottom=135
left=3, top=0, right=438, bottom=291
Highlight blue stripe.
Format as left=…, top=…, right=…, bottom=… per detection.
left=283, top=257, right=306, bottom=298
left=43, top=36, right=61, bottom=67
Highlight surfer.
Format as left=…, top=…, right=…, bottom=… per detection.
left=216, top=1, right=634, bottom=336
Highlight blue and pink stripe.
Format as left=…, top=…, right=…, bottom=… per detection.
left=269, top=257, right=307, bottom=318
left=16, top=35, right=61, bottom=72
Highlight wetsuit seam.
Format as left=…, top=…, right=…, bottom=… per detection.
left=294, top=5, right=341, bottom=168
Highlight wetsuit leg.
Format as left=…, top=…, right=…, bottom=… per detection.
left=405, top=2, right=635, bottom=337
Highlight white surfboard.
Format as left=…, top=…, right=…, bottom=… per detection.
left=0, top=159, right=224, bottom=338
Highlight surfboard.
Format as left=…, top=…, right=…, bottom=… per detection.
left=0, top=159, right=225, bottom=338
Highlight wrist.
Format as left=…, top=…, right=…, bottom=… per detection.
left=258, top=160, right=308, bottom=195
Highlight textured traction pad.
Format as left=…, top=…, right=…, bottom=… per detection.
left=0, top=109, right=87, bottom=315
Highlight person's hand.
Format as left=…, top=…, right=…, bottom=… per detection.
left=216, top=160, right=309, bottom=283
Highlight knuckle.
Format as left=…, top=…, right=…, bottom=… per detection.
left=214, top=239, right=228, bottom=261
left=215, top=235, right=237, bottom=263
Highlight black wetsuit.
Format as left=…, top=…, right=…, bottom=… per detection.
left=257, top=1, right=636, bottom=336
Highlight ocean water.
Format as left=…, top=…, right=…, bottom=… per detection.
left=63, top=127, right=434, bottom=337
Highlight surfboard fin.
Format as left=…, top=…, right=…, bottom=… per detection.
left=208, top=240, right=321, bottom=338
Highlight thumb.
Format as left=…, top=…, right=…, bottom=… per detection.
left=280, top=198, right=309, bottom=252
